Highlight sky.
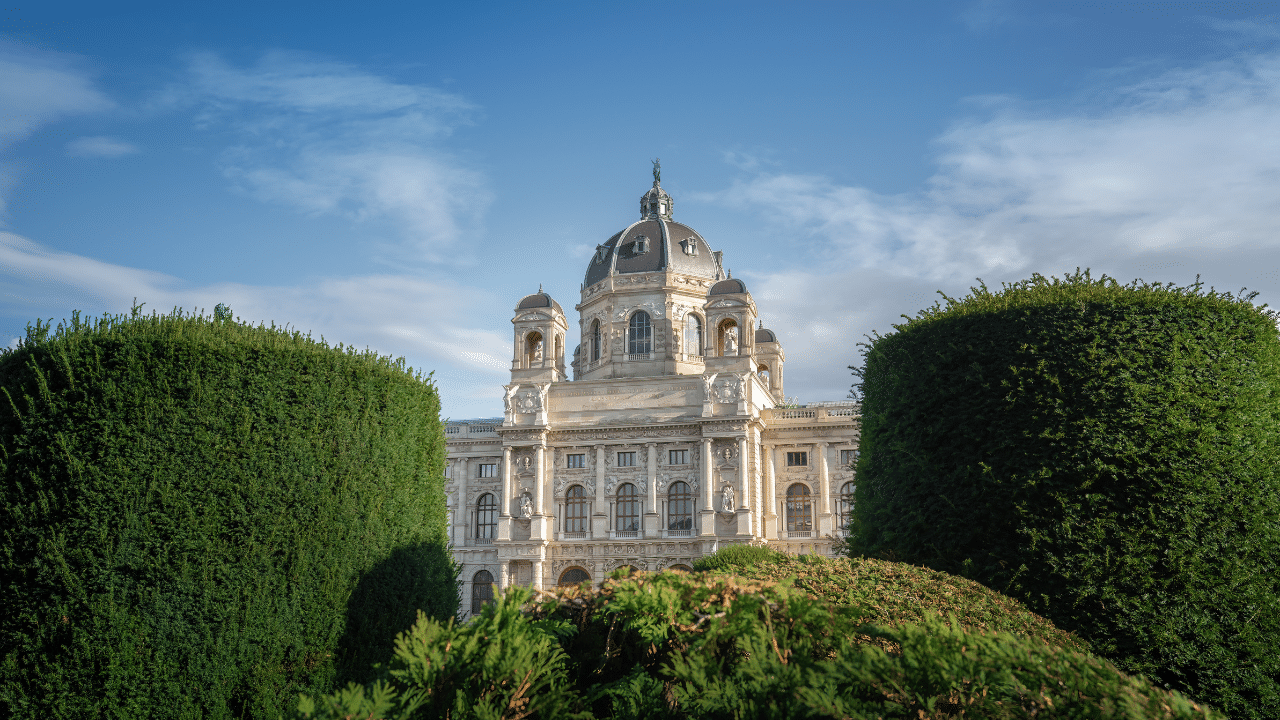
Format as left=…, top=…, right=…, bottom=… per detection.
left=2, top=1, right=1280, bottom=420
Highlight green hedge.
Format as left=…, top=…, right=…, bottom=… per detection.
left=849, top=272, right=1280, bottom=718
left=0, top=306, right=457, bottom=719
left=300, top=572, right=1221, bottom=719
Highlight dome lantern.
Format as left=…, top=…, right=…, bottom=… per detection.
left=640, top=158, right=674, bottom=220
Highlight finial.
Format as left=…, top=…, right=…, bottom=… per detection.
left=728, top=269, right=732, bottom=278
left=758, top=319, right=763, bottom=329
left=652, top=157, right=661, bottom=185
left=538, top=283, right=543, bottom=293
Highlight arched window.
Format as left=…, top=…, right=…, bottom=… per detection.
left=786, top=483, right=812, bottom=534
left=525, top=331, right=544, bottom=367
left=684, top=314, right=703, bottom=356
left=470, top=570, right=494, bottom=615
left=838, top=481, right=856, bottom=532
left=590, top=320, right=601, bottom=362
left=559, top=567, right=591, bottom=586
left=757, top=363, right=770, bottom=384
left=628, top=311, right=652, bottom=356
left=476, top=493, right=497, bottom=541
left=565, top=485, right=587, bottom=534
left=668, top=481, right=693, bottom=532
left=616, top=483, right=640, bottom=533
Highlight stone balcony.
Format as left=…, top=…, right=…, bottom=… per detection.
left=760, top=403, right=859, bottom=424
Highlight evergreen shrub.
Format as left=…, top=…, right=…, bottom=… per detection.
left=695, top=547, right=1088, bottom=653
left=300, top=571, right=1221, bottom=719
left=849, top=271, right=1280, bottom=717
left=0, top=306, right=456, bottom=719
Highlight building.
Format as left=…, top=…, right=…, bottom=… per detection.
left=445, top=165, right=859, bottom=613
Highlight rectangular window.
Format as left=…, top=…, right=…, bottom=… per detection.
left=566, top=453, right=586, bottom=469
left=617, top=452, right=636, bottom=467
left=478, top=463, right=497, bottom=478
left=668, top=449, right=688, bottom=465
left=840, top=449, right=858, bottom=467
left=786, top=452, right=808, bottom=467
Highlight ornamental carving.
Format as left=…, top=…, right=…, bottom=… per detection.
left=614, top=302, right=665, bottom=321
left=515, top=312, right=550, bottom=322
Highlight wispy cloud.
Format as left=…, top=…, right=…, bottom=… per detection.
left=708, top=46, right=1280, bottom=402
left=0, top=42, right=114, bottom=151
left=0, top=230, right=510, bottom=415
left=176, top=51, right=490, bottom=262
left=66, top=136, right=138, bottom=158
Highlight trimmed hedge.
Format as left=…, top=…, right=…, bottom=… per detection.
left=300, top=571, right=1222, bottom=719
left=0, top=306, right=457, bottom=719
left=849, top=272, right=1280, bottom=718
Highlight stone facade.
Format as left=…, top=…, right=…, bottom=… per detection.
left=446, top=166, right=859, bottom=612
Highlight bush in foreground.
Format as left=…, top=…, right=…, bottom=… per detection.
left=694, top=546, right=1088, bottom=654
left=0, top=307, right=456, bottom=719
left=850, top=272, right=1280, bottom=717
left=301, top=571, right=1219, bottom=719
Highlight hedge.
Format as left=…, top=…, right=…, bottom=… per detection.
left=299, top=570, right=1222, bottom=719
left=849, top=271, right=1280, bottom=717
left=0, top=305, right=457, bottom=719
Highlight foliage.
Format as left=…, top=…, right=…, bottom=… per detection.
left=849, top=270, right=1280, bottom=717
left=694, top=547, right=1089, bottom=654
left=0, top=305, right=457, bottom=719
left=301, top=570, right=1221, bottom=719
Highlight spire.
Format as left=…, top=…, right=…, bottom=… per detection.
left=538, top=283, right=543, bottom=293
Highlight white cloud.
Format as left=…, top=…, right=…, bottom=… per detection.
left=177, top=51, right=489, bottom=261
left=66, top=136, right=139, bottom=158
left=0, top=231, right=509, bottom=417
left=707, top=48, right=1280, bottom=403
left=0, top=42, right=114, bottom=151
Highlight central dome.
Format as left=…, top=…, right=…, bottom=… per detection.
left=583, top=171, right=724, bottom=287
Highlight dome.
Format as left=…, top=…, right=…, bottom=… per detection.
left=583, top=168, right=725, bottom=288
left=755, top=328, right=778, bottom=343
left=516, top=291, right=563, bottom=315
left=709, top=278, right=748, bottom=295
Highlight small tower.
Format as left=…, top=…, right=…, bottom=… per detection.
left=702, top=276, right=758, bottom=375
left=506, top=288, right=568, bottom=425
left=640, top=158, right=674, bottom=220
left=754, top=323, right=785, bottom=402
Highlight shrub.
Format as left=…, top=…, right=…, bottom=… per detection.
left=849, top=271, right=1280, bottom=717
left=301, top=571, right=1222, bottom=719
left=696, top=548, right=1088, bottom=654
left=0, top=306, right=457, bottom=719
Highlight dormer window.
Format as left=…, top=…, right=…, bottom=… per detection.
left=681, top=238, right=699, bottom=256
left=633, top=235, right=649, bottom=254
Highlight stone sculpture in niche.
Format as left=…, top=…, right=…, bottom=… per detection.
left=519, top=492, right=534, bottom=518
left=724, top=329, right=738, bottom=356
left=720, top=485, right=735, bottom=513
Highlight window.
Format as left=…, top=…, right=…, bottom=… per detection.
left=668, top=481, right=693, bottom=531
left=786, top=452, right=808, bottom=467
left=565, top=485, right=587, bottom=533
left=840, top=449, right=858, bottom=467
left=590, top=320, right=601, bottom=362
left=616, top=483, right=640, bottom=532
left=567, top=453, right=586, bottom=469
left=475, top=493, right=497, bottom=540
left=681, top=237, right=699, bottom=256
left=838, top=481, right=856, bottom=531
left=633, top=235, right=649, bottom=253
left=628, top=311, right=652, bottom=355
left=786, top=484, right=812, bottom=533
left=478, top=463, right=497, bottom=478
left=471, top=570, right=494, bottom=615
left=559, top=567, right=591, bottom=586
left=668, top=449, right=688, bottom=465
left=684, top=314, right=702, bottom=356
left=617, top=451, right=636, bottom=467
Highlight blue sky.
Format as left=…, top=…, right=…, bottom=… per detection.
left=3, top=1, right=1280, bottom=419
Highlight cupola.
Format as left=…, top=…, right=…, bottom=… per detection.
left=640, top=158, right=674, bottom=220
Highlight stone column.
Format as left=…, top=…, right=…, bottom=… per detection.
left=458, top=457, right=470, bottom=547
left=533, top=559, right=544, bottom=591
left=499, top=561, right=509, bottom=591
left=643, top=443, right=659, bottom=538
left=735, top=436, right=753, bottom=536
left=817, top=441, right=832, bottom=537
left=763, top=444, right=778, bottom=539
left=513, top=327, right=522, bottom=369
left=531, top=443, right=548, bottom=540
left=498, top=448, right=512, bottom=541
left=699, top=437, right=715, bottom=536
left=592, top=444, right=607, bottom=539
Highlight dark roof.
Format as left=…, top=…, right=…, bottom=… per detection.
left=583, top=219, right=722, bottom=287
left=709, top=278, right=748, bottom=295
left=516, top=292, right=564, bottom=315
left=755, top=328, right=778, bottom=343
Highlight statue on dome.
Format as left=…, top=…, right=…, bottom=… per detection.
left=652, top=157, right=661, bottom=184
